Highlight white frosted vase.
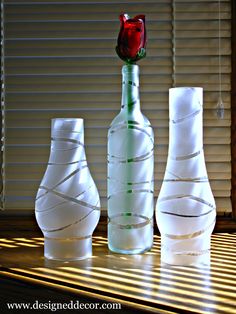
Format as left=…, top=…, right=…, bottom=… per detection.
left=35, top=118, right=100, bottom=261
left=108, top=64, right=154, bottom=254
left=156, top=87, right=216, bottom=266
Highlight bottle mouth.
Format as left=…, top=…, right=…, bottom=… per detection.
left=122, top=64, right=139, bottom=74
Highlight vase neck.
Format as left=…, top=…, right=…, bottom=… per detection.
left=51, top=119, right=84, bottom=144
left=121, top=64, right=140, bottom=113
left=168, top=87, right=203, bottom=158
left=49, top=119, right=86, bottom=163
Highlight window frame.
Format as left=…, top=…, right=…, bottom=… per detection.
left=216, top=0, right=236, bottom=231
left=0, top=0, right=236, bottom=231
left=229, top=0, right=236, bottom=222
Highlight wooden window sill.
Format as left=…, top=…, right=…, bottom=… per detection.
left=0, top=216, right=236, bottom=313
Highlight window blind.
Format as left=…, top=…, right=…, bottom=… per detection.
left=173, top=0, right=231, bottom=213
left=1, top=0, right=231, bottom=214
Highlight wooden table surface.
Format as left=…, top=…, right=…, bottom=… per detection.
left=0, top=232, right=236, bottom=314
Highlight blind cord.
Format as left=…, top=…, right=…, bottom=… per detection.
left=1, top=0, right=6, bottom=210
left=216, top=0, right=224, bottom=119
left=172, top=0, right=176, bottom=88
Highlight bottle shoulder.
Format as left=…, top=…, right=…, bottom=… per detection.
left=110, top=109, right=152, bottom=127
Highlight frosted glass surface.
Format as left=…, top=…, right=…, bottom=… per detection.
left=156, top=87, right=216, bottom=266
left=108, top=65, right=154, bottom=254
left=35, top=118, right=100, bottom=261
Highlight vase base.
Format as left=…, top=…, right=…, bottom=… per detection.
left=108, top=222, right=153, bottom=255
left=161, top=248, right=210, bottom=266
left=108, top=244, right=152, bottom=255
left=44, top=236, right=92, bottom=261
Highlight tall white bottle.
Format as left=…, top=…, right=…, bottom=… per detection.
left=156, top=87, right=216, bottom=266
left=108, top=64, right=154, bottom=254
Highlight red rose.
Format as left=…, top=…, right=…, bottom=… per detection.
left=116, top=13, right=146, bottom=63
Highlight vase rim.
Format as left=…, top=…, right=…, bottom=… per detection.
left=169, top=87, right=203, bottom=91
left=51, top=118, right=84, bottom=122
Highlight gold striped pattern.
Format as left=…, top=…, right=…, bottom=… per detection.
left=0, top=233, right=236, bottom=313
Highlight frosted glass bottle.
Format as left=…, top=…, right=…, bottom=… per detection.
left=108, top=64, right=154, bottom=254
left=35, top=118, right=100, bottom=261
left=156, top=87, right=216, bottom=266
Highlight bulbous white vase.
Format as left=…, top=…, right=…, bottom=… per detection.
left=156, top=87, right=216, bottom=266
left=35, top=118, right=100, bottom=261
